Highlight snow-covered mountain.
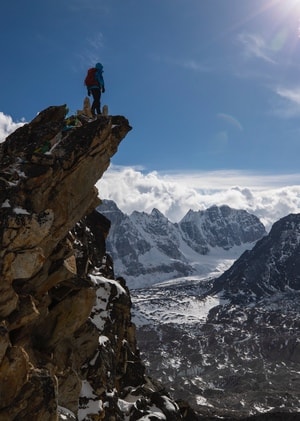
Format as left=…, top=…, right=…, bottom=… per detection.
left=96, top=200, right=300, bottom=417
left=132, top=213, right=300, bottom=418
left=210, top=212, right=300, bottom=302
left=98, top=200, right=266, bottom=288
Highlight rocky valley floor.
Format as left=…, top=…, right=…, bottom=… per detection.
left=131, top=275, right=300, bottom=419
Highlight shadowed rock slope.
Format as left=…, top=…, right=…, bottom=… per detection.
left=0, top=106, right=191, bottom=420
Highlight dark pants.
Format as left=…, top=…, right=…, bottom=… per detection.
left=90, top=88, right=101, bottom=115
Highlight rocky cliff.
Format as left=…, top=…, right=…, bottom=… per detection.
left=0, top=106, right=189, bottom=420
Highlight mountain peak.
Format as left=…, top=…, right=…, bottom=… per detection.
left=150, top=207, right=165, bottom=218
left=180, top=204, right=266, bottom=253
left=210, top=212, right=300, bottom=303
left=98, top=200, right=266, bottom=288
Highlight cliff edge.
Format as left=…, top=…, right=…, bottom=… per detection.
left=0, top=106, right=188, bottom=420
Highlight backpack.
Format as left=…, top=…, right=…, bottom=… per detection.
left=84, top=68, right=98, bottom=87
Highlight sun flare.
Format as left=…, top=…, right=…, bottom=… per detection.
left=279, top=0, right=300, bottom=15
left=261, top=0, right=300, bottom=45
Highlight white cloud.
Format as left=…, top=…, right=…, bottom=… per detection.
left=277, top=86, right=300, bottom=113
left=96, top=166, right=300, bottom=231
left=86, top=32, right=104, bottom=51
left=276, top=86, right=300, bottom=105
left=270, top=85, right=300, bottom=118
left=149, top=54, right=211, bottom=73
left=74, top=31, right=105, bottom=71
left=181, top=58, right=211, bottom=72
left=238, top=32, right=276, bottom=64
left=0, top=112, right=25, bottom=143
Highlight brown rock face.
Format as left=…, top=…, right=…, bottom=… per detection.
left=0, top=106, right=133, bottom=419
left=0, top=106, right=190, bottom=421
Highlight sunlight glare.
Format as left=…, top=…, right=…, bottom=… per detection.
left=272, top=0, right=300, bottom=41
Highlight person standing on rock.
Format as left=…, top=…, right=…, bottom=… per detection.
left=84, top=62, right=105, bottom=117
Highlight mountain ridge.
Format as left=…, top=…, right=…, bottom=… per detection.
left=132, top=212, right=300, bottom=418
left=98, top=199, right=267, bottom=288
left=209, top=212, right=300, bottom=302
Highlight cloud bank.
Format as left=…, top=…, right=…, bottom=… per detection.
left=97, top=166, right=300, bottom=231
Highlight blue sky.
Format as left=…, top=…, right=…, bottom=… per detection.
left=1, top=0, right=300, bottom=225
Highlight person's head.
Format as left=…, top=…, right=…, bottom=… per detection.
left=96, top=63, right=103, bottom=71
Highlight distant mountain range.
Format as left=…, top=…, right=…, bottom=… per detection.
left=96, top=200, right=300, bottom=418
left=131, top=213, right=300, bottom=418
left=97, top=200, right=266, bottom=288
